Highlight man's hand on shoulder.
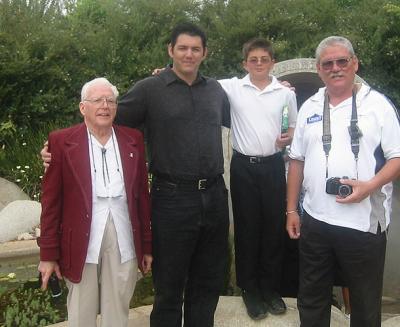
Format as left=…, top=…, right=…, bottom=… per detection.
left=152, top=68, right=165, bottom=76
left=40, top=141, right=51, bottom=169
left=279, top=80, right=296, bottom=92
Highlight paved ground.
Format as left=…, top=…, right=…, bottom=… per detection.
left=48, top=297, right=400, bottom=327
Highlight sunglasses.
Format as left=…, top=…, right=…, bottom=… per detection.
left=320, top=56, right=353, bottom=71
left=247, top=57, right=272, bottom=65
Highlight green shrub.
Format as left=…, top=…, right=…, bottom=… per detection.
left=0, top=286, right=63, bottom=327
left=0, top=123, right=64, bottom=201
left=0, top=285, right=7, bottom=298
left=0, top=273, right=156, bottom=326
left=130, top=273, right=155, bottom=308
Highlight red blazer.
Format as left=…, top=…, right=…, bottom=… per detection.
left=39, top=123, right=152, bottom=283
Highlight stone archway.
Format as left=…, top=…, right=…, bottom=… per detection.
left=272, top=58, right=323, bottom=107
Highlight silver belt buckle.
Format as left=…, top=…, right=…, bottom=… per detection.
left=198, top=179, right=207, bottom=190
left=249, top=156, right=258, bottom=164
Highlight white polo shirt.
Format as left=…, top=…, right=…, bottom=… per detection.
left=85, top=128, right=135, bottom=264
left=219, top=74, right=297, bottom=156
left=290, top=84, right=400, bottom=233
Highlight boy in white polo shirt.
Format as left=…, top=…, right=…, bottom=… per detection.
left=219, top=38, right=297, bottom=320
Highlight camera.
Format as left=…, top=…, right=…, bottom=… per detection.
left=48, top=273, right=62, bottom=298
left=326, top=176, right=353, bottom=198
left=39, top=272, right=62, bottom=298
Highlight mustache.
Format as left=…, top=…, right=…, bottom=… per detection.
left=330, top=73, right=344, bottom=78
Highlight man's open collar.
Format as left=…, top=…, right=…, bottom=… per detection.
left=160, top=67, right=207, bottom=86
left=240, top=74, right=283, bottom=92
left=310, top=83, right=371, bottom=103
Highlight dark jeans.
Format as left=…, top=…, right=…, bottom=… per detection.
left=299, top=212, right=386, bottom=327
left=150, top=175, right=229, bottom=327
left=230, top=152, right=286, bottom=294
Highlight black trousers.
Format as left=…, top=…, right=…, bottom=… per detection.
left=299, top=212, right=386, bottom=327
left=230, top=152, right=286, bottom=294
left=150, top=176, right=229, bottom=327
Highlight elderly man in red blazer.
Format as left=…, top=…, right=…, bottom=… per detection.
left=38, top=77, right=152, bottom=327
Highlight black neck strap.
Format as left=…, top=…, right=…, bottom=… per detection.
left=322, top=85, right=363, bottom=179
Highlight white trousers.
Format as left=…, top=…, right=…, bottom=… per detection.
left=66, top=214, right=138, bottom=327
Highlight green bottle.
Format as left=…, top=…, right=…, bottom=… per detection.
left=281, top=105, right=289, bottom=134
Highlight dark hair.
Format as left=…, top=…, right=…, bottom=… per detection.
left=242, top=38, right=274, bottom=61
left=170, top=22, right=207, bottom=49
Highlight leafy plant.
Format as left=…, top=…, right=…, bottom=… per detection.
left=130, top=273, right=155, bottom=308
left=0, top=286, right=7, bottom=299
left=0, top=123, right=64, bottom=201
left=0, top=286, right=64, bottom=327
left=0, top=272, right=157, bottom=326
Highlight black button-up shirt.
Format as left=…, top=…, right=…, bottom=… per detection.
left=116, top=68, right=231, bottom=180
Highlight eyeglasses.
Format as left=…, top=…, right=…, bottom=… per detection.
left=320, top=57, right=353, bottom=71
left=247, top=57, right=272, bottom=65
left=84, top=97, right=117, bottom=108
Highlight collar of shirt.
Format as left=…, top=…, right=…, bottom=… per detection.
left=240, top=74, right=284, bottom=93
left=87, top=128, right=125, bottom=199
left=160, top=67, right=207, bottom=86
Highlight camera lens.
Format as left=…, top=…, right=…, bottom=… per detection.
left=338, top=184, right=352, bottom=197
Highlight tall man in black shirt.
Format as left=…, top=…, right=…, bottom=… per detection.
left=117, top=23, right=231, bottom=327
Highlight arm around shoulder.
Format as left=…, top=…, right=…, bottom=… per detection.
left=115, top=79, right=149, bottom=128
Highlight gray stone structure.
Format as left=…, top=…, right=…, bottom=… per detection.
left=0, top=177, right=30, bottom=211
left=0, top=200, right=41, bottom=243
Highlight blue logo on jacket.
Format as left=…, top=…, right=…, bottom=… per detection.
left=307, top=114, right=322, bottom=124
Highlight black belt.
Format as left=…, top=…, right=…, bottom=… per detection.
left=233, top=150, right=281, bottom=163
left=153, top=174, right=221, bottom=191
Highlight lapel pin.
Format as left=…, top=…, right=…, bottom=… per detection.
left=129, top=153, right=133, bottom=157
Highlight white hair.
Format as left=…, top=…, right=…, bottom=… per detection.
left=315, top=36, right=355, bottom=63
left=81, top=77, right=119, bottom=101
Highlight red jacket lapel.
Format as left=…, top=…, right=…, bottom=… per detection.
left=64, top=123, right=92, bottom=215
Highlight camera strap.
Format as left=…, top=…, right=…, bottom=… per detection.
left=322, top=84, right=362, bottom=179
